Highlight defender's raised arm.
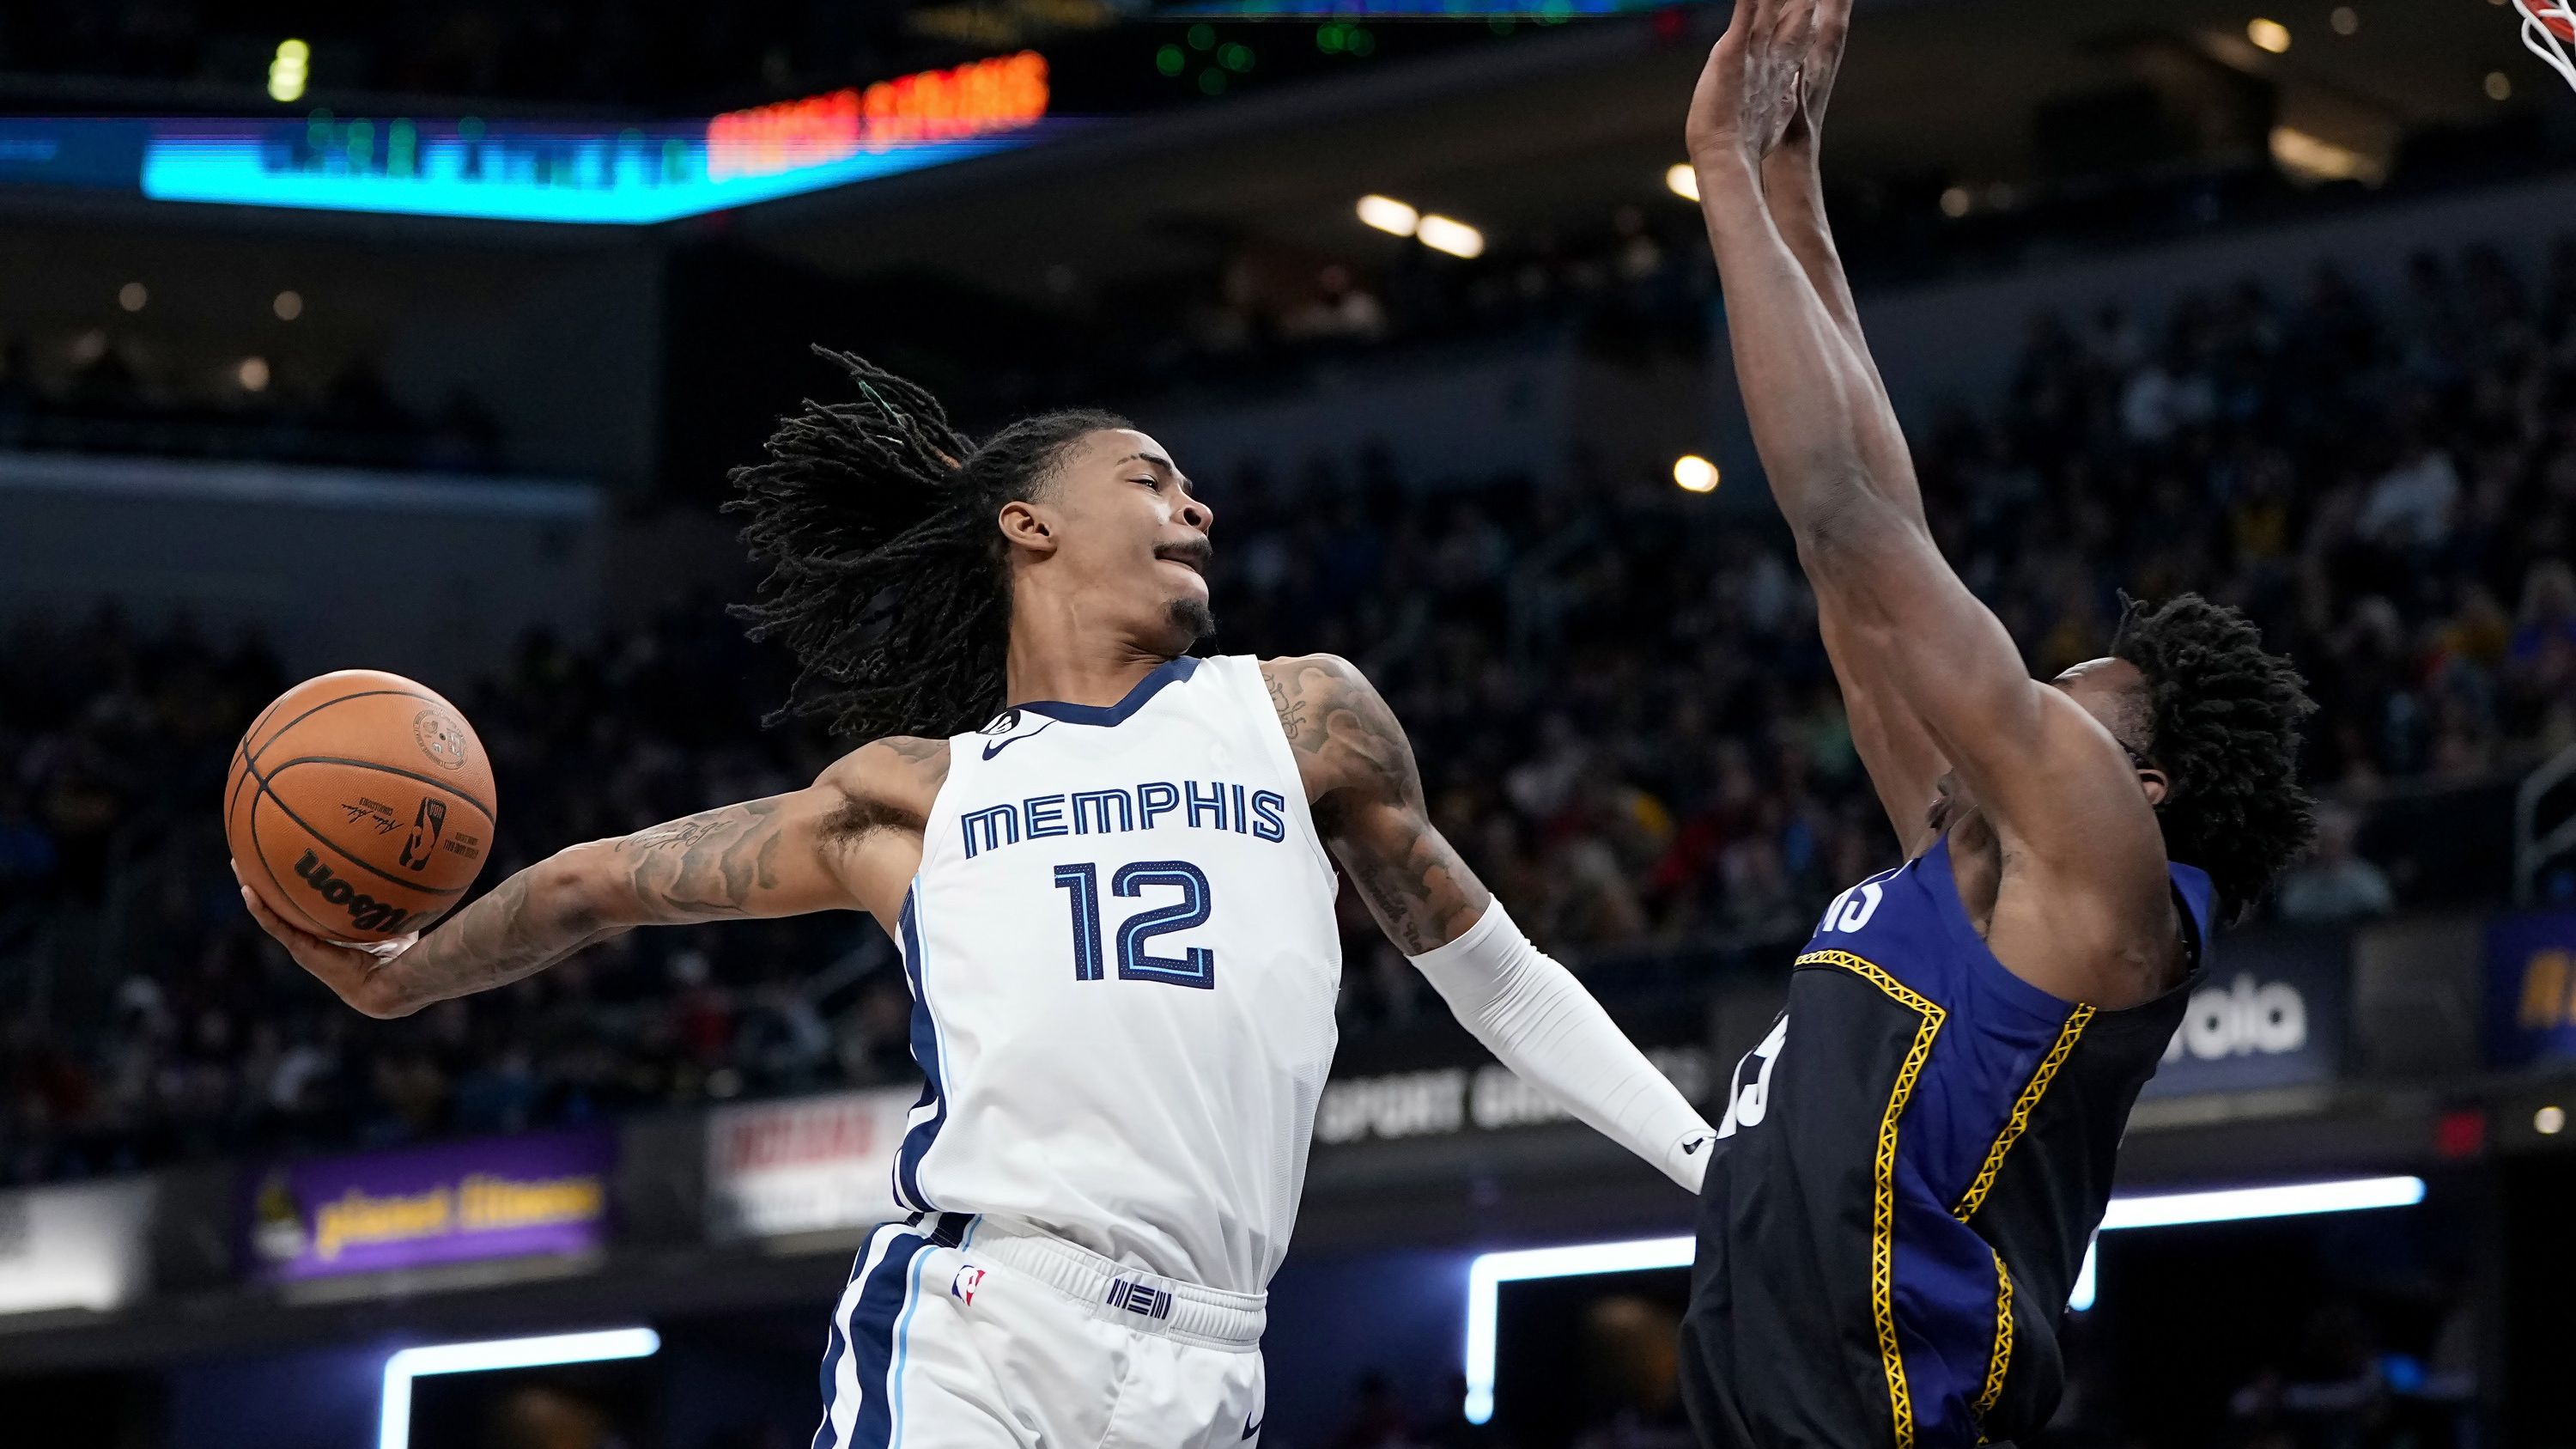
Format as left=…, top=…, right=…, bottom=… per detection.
left=1688, top=0, right=2178, bottom=1002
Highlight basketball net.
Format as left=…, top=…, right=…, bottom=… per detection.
left=2520, top=0, right=2576, bottom=92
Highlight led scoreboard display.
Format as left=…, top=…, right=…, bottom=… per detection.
left=0, top=52, right=1055, bottom=225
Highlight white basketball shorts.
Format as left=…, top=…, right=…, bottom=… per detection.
left=811, top=1212, right=1269, bottom=1449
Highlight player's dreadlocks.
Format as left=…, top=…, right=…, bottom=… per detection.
left=2111, top=591, right=2318, bottom=922
left=728, top=348, right=1129, bottom=741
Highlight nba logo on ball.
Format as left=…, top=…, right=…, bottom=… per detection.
left=951, top=1265, right=986, bottom=1305
left=413, top=709, right=468, bottom=770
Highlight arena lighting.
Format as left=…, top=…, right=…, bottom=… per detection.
left=1415, top=214, right=1485, bottom=259
left=2269, top=126, right=2385, bottom=186
left=1462, top=1236, right=1692, bottom=1423
left=1357, top=193, right=1419, bottom=236
left=2247, top=17, right=2292, bottom=52
left=2539, top=1105, right=2567, bottom=1135
left=142, top=52, right=1050, bottom=225
left=379, top=1328, right=659, bottom=1449
left=1461, top=1175, right=2427, bottom=1424
left=2069, top=1176, right=2426, bottom=1311
left=1674, top=454, right=1720, bottom=492
left=1664, top=162, right=1699, bottom=203
left=269, top=40, right=310, bottom=104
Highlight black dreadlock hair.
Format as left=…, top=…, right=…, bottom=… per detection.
left=2110, top=591, right=2318, bottom=922
left=726, top=348, right=1130, bottom=741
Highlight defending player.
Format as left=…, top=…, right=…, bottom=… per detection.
left=1675, top=1, right=2317, bottom=1445
left=235, top=356, right=1714, bottom=1448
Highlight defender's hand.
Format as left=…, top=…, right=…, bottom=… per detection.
left=1686, top=0, right=1837, bottom=167
left=234, top=860, right=420, bottom=1019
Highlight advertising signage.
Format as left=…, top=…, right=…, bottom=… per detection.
left=2142, top=932, right=2351, bottom=1099
left=0, top=52, right=1052, bottom=224
left=2485, top=910, right=2576, bottom=1068
left=245, top=1128, right=613, bottom=1282
left=0, top=1178, right=156, bottom=1315
left=705, top=1087, right=914, bottom=1242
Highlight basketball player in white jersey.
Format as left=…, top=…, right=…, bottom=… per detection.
left=236, top=352, right=1715, bottom=1449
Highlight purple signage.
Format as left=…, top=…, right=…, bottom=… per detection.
left=245, top=1129, right=614, bottom=1281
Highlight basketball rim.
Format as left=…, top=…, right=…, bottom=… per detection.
left=2518, top=0, right=2576, bottom=91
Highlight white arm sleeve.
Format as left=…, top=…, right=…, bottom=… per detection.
left=1406, top=898, right=1715, bottom=1191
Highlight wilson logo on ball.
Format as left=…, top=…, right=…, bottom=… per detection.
left=412, top=709, right=469, bottom=770
left=292, top=850, right=429, bottom=935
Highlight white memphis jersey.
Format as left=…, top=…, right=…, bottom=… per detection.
left=894, top=654, right=1342, bottom=1295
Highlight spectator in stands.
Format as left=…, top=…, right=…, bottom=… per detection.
left=2276, top=804, right=2397, bottom=923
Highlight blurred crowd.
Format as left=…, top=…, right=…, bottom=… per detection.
left=0, top=338, right=504, bottom=472
left=4, top=231, right=2576, bottom=1184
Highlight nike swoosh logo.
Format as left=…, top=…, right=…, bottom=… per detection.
left=1242, top=1411, right=1263, bottom=1440
left=981, top=719, right=1056, bottom=760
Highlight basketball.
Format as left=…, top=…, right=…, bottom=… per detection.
left=223, top=669, right=498, bottom=945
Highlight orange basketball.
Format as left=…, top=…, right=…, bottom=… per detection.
left=224, top=670, right=499, bottom=944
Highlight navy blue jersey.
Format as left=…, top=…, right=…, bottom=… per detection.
left=1680, top=837, right=2215, bottom=1449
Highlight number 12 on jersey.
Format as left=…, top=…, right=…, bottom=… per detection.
left=1053, top=861, right=1217, bottom=989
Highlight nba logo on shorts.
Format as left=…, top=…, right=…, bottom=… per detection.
left=951, top=1265, right=986, bottom=1306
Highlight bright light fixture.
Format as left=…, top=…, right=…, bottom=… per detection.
left=1357, top=194, right=1419, bottom=236
left=2535, top=1105, right=2565, bottom=1135
left=269, top=40, right=311, bottom=104
left=1674, top=454, right=1720, bottom=492
left=1415, top=213, right=1483, bottom=259
left=380, top=1329, right=659, bottom=1449
left=2248, top=17, right=2292, bottom=52
left=118, top=283, right=148, bottom=313
left=1665, top=162, right=1699, bottom=203
left=273, top=289, right=304, bottom=320
left=1464, top=1176, right=2425, bottom=1422
left=2095, top=1175, right=2424, bottom=1231
left=1464, top=1237, right=1692, bottom=1423
left=236, top=356, right=270, bottom=392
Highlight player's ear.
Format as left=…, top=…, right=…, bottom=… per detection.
left=2137, top=767, right=2171, bottom=809
left=997, top=498, right=1057, bottom=558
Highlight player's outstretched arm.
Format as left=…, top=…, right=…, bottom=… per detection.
left=1708, top=0, right=1953, bottom=852
left=1690, top=0, right=2172, bottom=998
left=237, top=736, right=947, bottom=1019
left=1264, top=654, right=1715, bottom=1189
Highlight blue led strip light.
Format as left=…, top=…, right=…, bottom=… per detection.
left=140, top=125, right=1042, bottom=224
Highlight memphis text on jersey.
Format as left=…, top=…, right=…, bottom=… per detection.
left=957, top=779, right=1291, bottom=860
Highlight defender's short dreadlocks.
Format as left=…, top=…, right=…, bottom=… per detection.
left=727, top=349, right=1128, bottom=741
left=2111, top=592, right=2318, bottom=922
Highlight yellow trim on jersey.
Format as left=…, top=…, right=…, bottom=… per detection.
left=1976, top=1247, right=2014, bottom=1424
left=1797, top=949, right=1945, bottom=1449
left=1952, top=1005, right=2093, bottom=1221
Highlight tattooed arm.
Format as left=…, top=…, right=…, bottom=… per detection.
left=1262, top=653, right=1491, bottom=952
left=1261, top=654, right=1714, bottom=1187
left=237, top=736, right=948, bottom=1019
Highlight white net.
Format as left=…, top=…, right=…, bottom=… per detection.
left=2522, top=0, right=2576, bottom=91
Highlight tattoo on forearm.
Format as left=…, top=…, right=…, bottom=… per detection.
left=388, top=868, right=617, bottom=1013
left=617, top=801, right=786, bottom=920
